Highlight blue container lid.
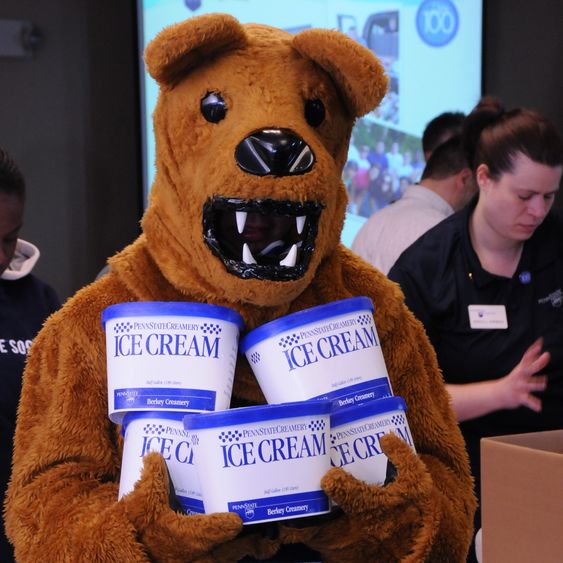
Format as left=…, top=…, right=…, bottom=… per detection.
left=330, top=396, right=407, bottom=428
left=121, top=410, right=187, bottom=436
left=239, top=296, right=373, bottom=354
left=101, top=301, right=245, bottom=330
left=183, top=400, right=332, bottom=431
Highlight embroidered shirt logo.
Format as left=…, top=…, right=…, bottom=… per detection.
left=538, top=288, right=563, bottom=308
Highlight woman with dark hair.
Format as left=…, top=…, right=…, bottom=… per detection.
left=388, top=97, right=563, bottom=558
left=0, top=148, right=60, bottom=562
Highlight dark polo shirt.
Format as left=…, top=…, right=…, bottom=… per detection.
left=389, top=200, right=563, bottom=514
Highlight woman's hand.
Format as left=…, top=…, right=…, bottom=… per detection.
left=495, top=337, right=549, bottom=412
left=447, top=337, right=550, bottom=421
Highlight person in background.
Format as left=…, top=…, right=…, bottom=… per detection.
left=422, top=110, right=466, bottom=161
left=352, top=135, right=475, bottom=274
left=388, top=97, right=563, bottom=559
left=385, top=140, right=403, bottom=176
left=368, top=139, right=389, bottom=172
left=396, top=149, right=415, bottom=181
left=0, top=148, right=60, bottom=562
left=410, top=148, right=425, bottom=180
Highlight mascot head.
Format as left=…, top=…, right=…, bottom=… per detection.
left=142, top=13, right=386, bottom=307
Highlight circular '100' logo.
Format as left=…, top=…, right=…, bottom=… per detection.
left=416, top=0, right=459, bottom=47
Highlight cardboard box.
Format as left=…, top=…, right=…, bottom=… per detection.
left=481, top=430, right=563, bottom=563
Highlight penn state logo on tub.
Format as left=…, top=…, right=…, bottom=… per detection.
left=118, top=411, right=204, bottom=514
left=240, top=297, right=392, bottom=407
left=102, top=301, right=244, bottom=422
left=330, top=396, right=415, bottom=485
left=183, top=400, right=332, bottom=524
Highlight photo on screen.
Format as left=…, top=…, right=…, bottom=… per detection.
left=137, top=0, right=482, bottom=248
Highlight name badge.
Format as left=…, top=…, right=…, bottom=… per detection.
left=468, top=305, right=508, bottom=329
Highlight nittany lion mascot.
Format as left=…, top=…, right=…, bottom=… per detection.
left=6, top=14, right=475, bottom=562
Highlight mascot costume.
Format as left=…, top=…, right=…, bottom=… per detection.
left=6, top=14, right=475, bottom=562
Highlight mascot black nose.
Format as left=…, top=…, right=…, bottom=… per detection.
left=235, top=128, right=315, bottom=176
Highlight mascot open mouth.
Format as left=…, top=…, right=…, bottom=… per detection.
left=203, top=197, right=323, bottom=281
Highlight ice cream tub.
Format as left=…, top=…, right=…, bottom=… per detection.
left=102, top=301, right=244, bottom=422
left=118, top=411, right=204, bottom=514
left=240, top=297, right=392, bottom=407
left=330, top=396, right=415, bottom=485
left=183, top=399, right=332, bottom=524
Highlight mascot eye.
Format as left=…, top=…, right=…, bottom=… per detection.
left=304, top=99, right=325, bottom=127
left=201, top=92, right=227, bottom=123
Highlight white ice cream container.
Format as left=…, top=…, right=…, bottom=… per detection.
left=118, top=411, right=204, bottom=514
left=240, top=297, right=392, bottom=407
left=183, top=400, right=332, bottom=525
left=102, top=301, right=244, bottom=422
left=330, top=396, right=415, bottom=485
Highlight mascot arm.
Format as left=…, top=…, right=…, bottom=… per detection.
left=4, top=318, right=249, bottom=562
left=281, top=305, right=475, bottom=562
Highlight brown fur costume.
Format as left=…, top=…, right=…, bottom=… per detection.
left=5, top=14, right=475, bottom=562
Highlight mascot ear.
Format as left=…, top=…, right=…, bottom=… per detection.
left=292, top=29, right=388, bottom=118
left=144, top=13, right=248, bottom=87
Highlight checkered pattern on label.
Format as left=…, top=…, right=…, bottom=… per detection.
left=278, top=333, right=300, bottom=349
left=250, top=351, right=261, bottom=364
left=218, top=429, right=243, bottom=444
left=391, top=414, right=405, bottom=426
left=201, top=322, right=222, bottom=335
left=308, top=419, right=325, bottom=432
left=113, top=321, right=133, bottom=334
left=143, top=423, right=166, bottom=436
left=356, top=314, right=372, bottom=326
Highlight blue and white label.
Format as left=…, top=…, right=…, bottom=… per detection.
left=228, top=491, right=329, bottom=523
left=104, top=310, right=241, bottom=422
left=118, top=413, right=204, bottom=513
left=313, top=379, right=392, bottom=407
left=189, top=407, right=332, bottom=525
left=177, top=495, right=205, bottom=515
left=110, top=322, right=221, bottom=359
left=244, top=308, right=392, bottom=405
left=330, top=408, right=415, bottom=485
left=114, top=387, right=216, bottom=412
left=217, top=420, right=326, bottom=468
left=278, top=318, right=377, bottom=371
left=416, top=0, right=459, bottom=47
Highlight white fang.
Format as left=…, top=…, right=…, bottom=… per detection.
left=236, top=211, right=247, bottom=234
left=242, top=243, right=257, bottom=264
left=296, top=216, right=306, bottom=234
left=279, top=244, right=298, bottom=267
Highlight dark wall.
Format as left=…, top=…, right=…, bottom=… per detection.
left=483, top=0, right=563, bottom=203
left=0, top=1, right=561, bottom=300
left=483, top=0, right=563, bottom=135
left=0, top=0, right=141, bottom=301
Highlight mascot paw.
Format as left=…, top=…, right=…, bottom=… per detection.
left=322, top=433, right=432, bottom=515
left=305, top=434, right=437, bottom=561
left=122, top=452, right=242, bottom=562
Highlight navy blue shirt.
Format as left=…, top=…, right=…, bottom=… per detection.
left=388, top=201, right=563, bottom=514
left=0, top=274, right=60, bottom=561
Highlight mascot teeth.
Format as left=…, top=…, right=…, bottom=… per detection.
left=236, top=211, right=247, bottom=234
left=279, top=244, right=298, bottom=267
left=203, top=196, right=323, bottom=281
left=242, top=243, right=257, bottom=264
